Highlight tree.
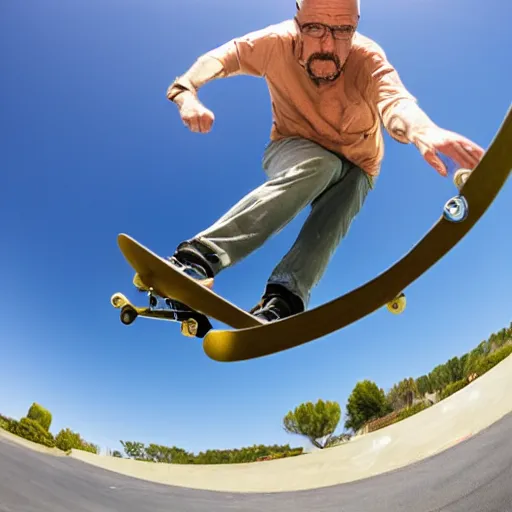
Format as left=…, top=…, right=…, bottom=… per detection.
left=283, top=399, right=341, bottom=449
left=145, top=444, right=193, bottom=464
left=459, top=353, right=469, bottom=375
left=120, top=441, right=146, bottom=460
left=463, top=347, right=487, bottom=377
left=387, top=378, right=418, bottom=410
left=496, top=327, right=510, bottom=347
left=416, top=375, right=433, bottom=396
left=428, top=364, right=452, bottom=391
left=473, top=340, right=491, bottom=358
left=344, top=380, right=392, bottom=433
left=445, top=357, right=464, bottom=383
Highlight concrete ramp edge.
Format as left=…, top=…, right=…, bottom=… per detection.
left=67, top=354, right=512, bottom=492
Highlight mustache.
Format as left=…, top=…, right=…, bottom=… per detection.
left=307, top=52, right=341, bottom=66
left=305, top=52, right=343, bottom=83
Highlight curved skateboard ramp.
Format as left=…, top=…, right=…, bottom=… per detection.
left=65, top=354, right=512, bottom=492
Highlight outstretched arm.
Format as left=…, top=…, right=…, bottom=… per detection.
left=168, top=25, right=277, bottom=104
left=167, top=54, right=235, bottom=106
left=370, top=46, right=484, bottom=175
left=166, top=26, right=277, bottom=133
left=383, top=99, right=484, bottom=175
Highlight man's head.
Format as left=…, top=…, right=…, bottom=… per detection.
left=295, top=0, right=359, bottom=85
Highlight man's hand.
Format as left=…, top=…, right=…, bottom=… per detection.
left=174, top=91, right=215, bottom=133
left=410, top=126, right=485, bottom=177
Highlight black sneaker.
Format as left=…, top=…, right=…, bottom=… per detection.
left=132, top=243, right=215, bottom=292
left=132, top=257, right=212, bottom=291
left=167, top=256, right=212, bottom=284
left=251, top=296, right=293, bottom=322
left=250, top=284, right=304, bottom=323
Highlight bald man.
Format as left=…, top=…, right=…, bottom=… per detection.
left=137, top=0, right=484, bottom=323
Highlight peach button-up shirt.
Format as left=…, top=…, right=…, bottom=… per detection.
left=205, top=19, right=418, bottom=176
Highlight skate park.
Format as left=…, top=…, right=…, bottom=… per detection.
left=2, top=1, right=512, bottom=511
left=1, top=353, right=512, bottom=510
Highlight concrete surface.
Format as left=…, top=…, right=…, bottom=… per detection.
left=63, top=354, right=512, bottom=492
left=1, top=410, right=511, bottom=511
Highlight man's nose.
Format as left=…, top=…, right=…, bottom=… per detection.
left=320, top=32, right=336, bottom=51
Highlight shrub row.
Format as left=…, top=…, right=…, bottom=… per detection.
left=9, top=418, right=56, bottom=448
left=474, top=344, right=512, bottom=375
left=256, top=448, right=304, bottom=461
left=1, top=403, right=98, bottom=454
left=367, top=348, right=512, bottom=434
left=0, top=414, right=13, bottom=431
left=439, top=345, right=512, bottom=400
left=367, top=402, right=431, bottom=433
left=439, top=379, right=468, bottom=400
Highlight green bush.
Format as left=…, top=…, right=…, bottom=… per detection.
left=256, top=448, right=304, bottom=462
left=55, top=428, right=98, bottom=453
left=0, top=413, right=13, bottom=431
left=474, top=345, right=512, bottom=375
left=270, top=449, right=303, bottom=460
left=8, top=417, right=55, bottom=448
left=393, top=402, right=430, bottom=423
left=440, top=379, right=468, bottom=400
left=27, top=403, right=52, bottom=431
left=55, top=428, right=82, bottom=451
left=80, top=442, right=99, bottom=454
left=368, top=402, right=431, bottom=432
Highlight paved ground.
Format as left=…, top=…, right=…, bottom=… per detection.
left=1, top=411, right=511, bottom=512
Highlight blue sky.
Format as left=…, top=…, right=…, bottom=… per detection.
left=1, top=0, right=511, bottom=455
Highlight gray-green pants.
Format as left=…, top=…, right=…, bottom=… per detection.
left=184, top=137, right=372, bottom=308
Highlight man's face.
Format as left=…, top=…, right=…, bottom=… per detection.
left=295, top=0, right=358, bottom=85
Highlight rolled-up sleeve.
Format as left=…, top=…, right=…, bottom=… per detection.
left=367, top=42, right=420, bottom=137
left=204, top=25, right=279, bottom=78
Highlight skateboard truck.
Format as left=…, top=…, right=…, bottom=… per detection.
left=110, top=291, right=212, bottom=338
left=437, top=154, right=471, bottom=223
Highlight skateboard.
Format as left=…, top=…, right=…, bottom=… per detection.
left=199, top=105, right=512, bottom=362
left=111, top=234, right=264, bottom=338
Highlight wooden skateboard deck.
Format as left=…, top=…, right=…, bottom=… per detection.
left=202, top=106, right=512, bottom=362
left=113, top=234, right=264, bottom=332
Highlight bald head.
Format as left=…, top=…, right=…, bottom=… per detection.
left=296, top=0, right=360, bottom=26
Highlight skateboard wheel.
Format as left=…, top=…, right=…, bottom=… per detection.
left=149, top=294, right=158, bottom=308
left=180, top=316, right=213, bottom=338
left=443, top=195, right=468, bottom=223
left=181, top=319, right=199, bottom=337
left=111, top=293, right=128, bottom=309
left=386, top=292, right=406, bottom=314
left=120, top=305, right=137, bottom=325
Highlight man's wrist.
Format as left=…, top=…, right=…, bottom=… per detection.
left=166, top=77, right=197, bottom=104
left=385, top=101, right=437, bottom=144
left=171, top=89, right=196, bottom=108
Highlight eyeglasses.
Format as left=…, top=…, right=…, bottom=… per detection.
left=296, top=19, right=355, bottom=41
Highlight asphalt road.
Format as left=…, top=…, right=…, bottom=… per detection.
left=1, top=412, right=511, bottom=512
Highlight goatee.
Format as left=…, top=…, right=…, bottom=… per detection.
left=306, top=52, right=343, bottom=85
